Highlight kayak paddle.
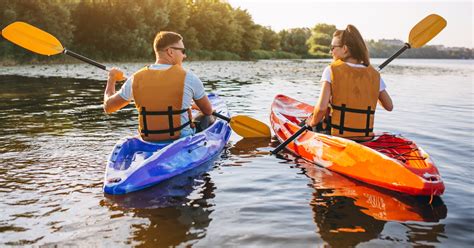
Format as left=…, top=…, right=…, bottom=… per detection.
left=271, top=13, right=447, bottom=154
left=1, top=21, right=125, bottom=80
left=378, top=14, right=447, bottom=70
left=1, top=21, right=271, bottom=138
left=213, top=112, right=271, bottom=138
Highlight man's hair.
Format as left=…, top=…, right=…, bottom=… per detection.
left=153, top=31, right=183, bottom=53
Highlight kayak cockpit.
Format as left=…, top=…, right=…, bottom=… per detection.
left=109, top=138, right=170, bottom=171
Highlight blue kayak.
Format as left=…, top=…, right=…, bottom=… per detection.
left=103, top=93, right=232, bottom=195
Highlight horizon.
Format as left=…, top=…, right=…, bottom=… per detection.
left=228, top=0, right=473, bottom=48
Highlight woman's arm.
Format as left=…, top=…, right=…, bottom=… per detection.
left=378, top=89, right=393, bottom=111
left=308, top=81, right=331, bottom=127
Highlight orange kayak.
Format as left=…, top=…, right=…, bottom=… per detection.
left=270, top=94, right=445, bottom=196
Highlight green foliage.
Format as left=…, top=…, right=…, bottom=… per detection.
left=71, top=0, right=167, bottom=60
left=187, top=50, right=240, bottom=61
left=279, top=28, right=311, bottom=55
left=211, top=50, right=241, bottom=60
left=307, top=23, right=336, bottom=57
left=313, top=23, right=337, bottom=35
left=0, top=0, right=471, bottom=63
left=249, top=49, right=272, bottom=60
left=188, top=50, right=214, bottom=60
left=0, top=0, right=73, bottom=62
left=187, top=0, right=238, bottom=51
left=259, top=26, right=280, bottom=51
left=233, top=8, right=262, bottom=58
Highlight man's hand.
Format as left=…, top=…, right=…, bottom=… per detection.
left=104, top=68, right=129, bottom=114
left=108, top=68, right=124, bottom=82
left=191, top=102, right=200, bottom=110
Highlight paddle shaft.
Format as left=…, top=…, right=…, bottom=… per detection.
left=378, top=43, right=410, bottom=70
left=64, top=49, right=107, bottom=70
left=212, top=111, right=231, bottom=122
left=271, top=125, right=310, bottom=154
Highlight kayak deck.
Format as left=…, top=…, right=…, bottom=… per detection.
left=271, top=94, right=445, bottom=196
left=103, top=93, right=232, bottom=195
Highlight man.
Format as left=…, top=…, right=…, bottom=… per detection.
left=103, top=31, right=213, bottom=142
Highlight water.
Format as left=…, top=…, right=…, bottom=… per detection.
left=0, top=59, right=473, bottom=247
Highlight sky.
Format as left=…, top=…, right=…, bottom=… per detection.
left=227, top=0, right=473, bottom=48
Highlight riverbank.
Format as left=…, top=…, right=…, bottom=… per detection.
left=0, top=49, right=318, bottom=67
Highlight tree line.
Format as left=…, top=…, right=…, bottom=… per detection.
left=1, top=0, right=472, bottom=64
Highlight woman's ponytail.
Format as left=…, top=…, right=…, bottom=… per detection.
left=338, top=25, right=370, bottom=66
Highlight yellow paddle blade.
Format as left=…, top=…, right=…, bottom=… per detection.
left=1, top=21, right=64, bottom=56
left=230, top=115, right=271, bottom=138
left=409, top=14, right=447, bottom=48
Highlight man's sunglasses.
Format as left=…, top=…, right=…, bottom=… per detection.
left=169, top=47, right=186, bottom=55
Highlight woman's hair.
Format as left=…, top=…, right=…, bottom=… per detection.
left=333, top=25, right=370, bottom=66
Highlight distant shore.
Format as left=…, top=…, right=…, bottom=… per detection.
left=1, top=49, right=472, bottom=67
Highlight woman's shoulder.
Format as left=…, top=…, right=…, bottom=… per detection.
left=345, top=62, right=367, bottom=68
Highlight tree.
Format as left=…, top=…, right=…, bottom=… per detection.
left=307, top=23, right=336, bottom=57
left=260, top=26, right=280, bottom=51
left=161, top=0, right=189, bottom=33
left=279, top=28, right=311, bottom=55
left=232, top=8, right=262, bottom=57
left=0, top=0, right=73, bottom=61
left=72, top=0, right=168, bottom=60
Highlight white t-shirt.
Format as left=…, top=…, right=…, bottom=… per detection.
left=117, top=64, right=206, bottom=135
left=320, top=62, right=386, bottom=92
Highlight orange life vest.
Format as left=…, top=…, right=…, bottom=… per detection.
left=132, top=65, right=190, bottom=142
left=330, top=60, right=380, bottom=141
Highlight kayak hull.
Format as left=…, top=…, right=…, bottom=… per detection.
left=103, top=93, right=231, bottom=195
left=271, top=94, right=445, bottom=196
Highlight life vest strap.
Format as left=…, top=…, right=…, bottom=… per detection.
left=331, top=124, right=374, bottom=134
left=365, top=106, right=372, bottom=137
left=332, top=104, right=375, bottom=114
left=139, top=108, right=188, bottom=115
left=332, top=104, right=375, bottom=136
left=140, top=106, right=190, bottom=137
left=339, top=104, right=346, bottom=134
left=141, top=121, right=191, bottom=135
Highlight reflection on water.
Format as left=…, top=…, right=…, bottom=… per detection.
left=308, top=164, right=447, bottom=247
left=101, top=159, right=218, bottom=247
left=229, top=137, right=272, bottom=156
left=302, top=159, right=447, bottom=223
left=271, top=146, right=447, bottom=247
left=0, top=59, right=472, bottom=246
left=227, top=136, right=449, bottom=246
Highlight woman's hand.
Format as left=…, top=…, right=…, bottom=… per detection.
left=307, top=114, right=318, bottom=127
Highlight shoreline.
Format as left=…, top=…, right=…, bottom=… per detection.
left=1, top=57, right=472, bottom=67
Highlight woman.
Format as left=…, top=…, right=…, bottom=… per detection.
left=307, top=25, right=393, bottom=141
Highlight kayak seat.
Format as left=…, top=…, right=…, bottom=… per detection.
left=193, top=114, right=217, bottom=133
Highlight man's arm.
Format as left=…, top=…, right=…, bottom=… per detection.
left=103, top=68, right=130, bottom=114
left=194, top=95, right=213, bottom=115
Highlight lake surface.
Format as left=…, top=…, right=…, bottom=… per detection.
left=0, top=59, right=472, bottom=247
